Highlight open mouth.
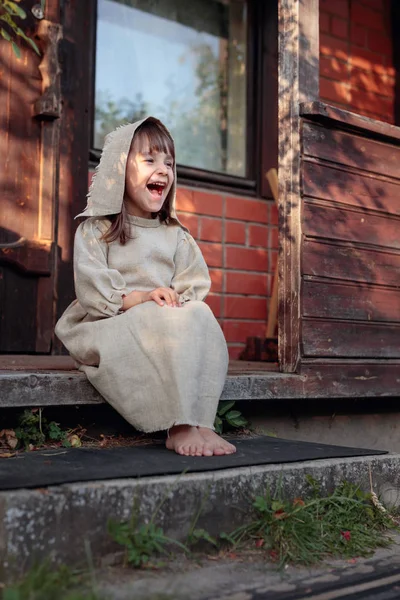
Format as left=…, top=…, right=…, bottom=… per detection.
left=147, top=182, right=166, bottom=198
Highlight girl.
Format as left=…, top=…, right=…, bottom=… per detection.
left=55, top=116, right=236, bottom=458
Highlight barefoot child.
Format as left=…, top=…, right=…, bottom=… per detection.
left=55, top=116, right=236, bottom=457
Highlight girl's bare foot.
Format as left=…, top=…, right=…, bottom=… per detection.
left=166, top=425, right=213, bottom=457
left=197, top=427, right=236, bottom=456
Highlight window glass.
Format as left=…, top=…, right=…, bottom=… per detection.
left=94, top=0, right=247, bottom=176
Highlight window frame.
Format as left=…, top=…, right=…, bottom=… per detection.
left=88, top=0, right=278, bottom=198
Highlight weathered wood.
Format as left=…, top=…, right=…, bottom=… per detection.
left=303, top=201, right=400, bottom=250
left=0, top=267, right=37, bottom=352
left=303, top=121, right=400, bottom=181
left=302, top=320, right=400, bottom=358
left=278, top=0, right=319, bottom=372
left=302, top=239, right=400, bottom=288
left=300, top=101, right=400, bottom=143
left=0, top=240, right=52, bottom=275
left=302, top=160, right=400, bottom=217
left=54, top=0, right=94, bottom=352
left=303, top=280, right=400, bottom=323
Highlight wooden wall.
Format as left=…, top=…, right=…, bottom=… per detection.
left=300, top=103, right=400, bottom=361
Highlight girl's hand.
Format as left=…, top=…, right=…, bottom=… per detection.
left=145, top=287, right=181, bottom=307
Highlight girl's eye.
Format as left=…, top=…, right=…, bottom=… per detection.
left=145, top=158, right=154, bottom=163
left=166, top=163, right=173, bottom=168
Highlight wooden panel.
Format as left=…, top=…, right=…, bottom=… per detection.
left=303, top=280, right=400, bottom=322
left=302, top=320, right=400, bottom=358
left=0, top=267, right=37, bottom=352
left=302, top=121, right=400, bottom=180
left=303, top=201, right=400, bottom=250
left=302, top=160, right=400, bottom=217
left=277, top=0, right=319, bottom=373
left=302, top=240, right=400, bottom=287
left=301, top=101, right=400, bottom=143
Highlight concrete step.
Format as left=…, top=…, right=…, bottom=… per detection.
left=0, top=356, right=297, bottom=407
left=1, top=453, right=400, bottom=581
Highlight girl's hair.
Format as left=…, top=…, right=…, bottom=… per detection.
left=101, top=119, right=175, bottom=245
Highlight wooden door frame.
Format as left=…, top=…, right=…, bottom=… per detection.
left=277, top=0, right=319, bottom=373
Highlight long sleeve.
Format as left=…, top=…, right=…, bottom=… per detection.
left=171, top=229, right=211, bottom=302
left=74, top=219, right=129, bottom=318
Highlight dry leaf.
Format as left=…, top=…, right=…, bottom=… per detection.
left=68, top=434, right=82, bottom=448
left=0, top=452, right=16, bottom=458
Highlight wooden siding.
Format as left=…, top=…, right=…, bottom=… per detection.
left=300, top=108, right=400, bottom=362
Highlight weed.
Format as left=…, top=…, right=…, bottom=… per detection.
left=221, top=477, right=397, bottom=567
left=108, top=513, right=187, bottom=568
left=14, top=409, right=71, bottom=450
left=214, top=401, right=248, bottom=434
left=1, top=560, right=100, bottom=600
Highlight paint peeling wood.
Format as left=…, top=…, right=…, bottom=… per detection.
left=303, top=280, right=400, bottom=323
left=278, top=0, right=319, bottom=372
left=303, top=201, right=400, bottom=251
left=300, top=101, right=400, bottom=143
left=302, top=239, right=400, bottom=288
left=302, top=160, right=400, bottom=217
left=302, top=320, right=400, bottom=358
left=303, top=122, right=400, bottom=181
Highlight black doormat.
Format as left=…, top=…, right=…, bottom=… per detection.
left=0, top=436, right=387, bottom=491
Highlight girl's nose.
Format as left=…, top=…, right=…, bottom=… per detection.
left=157, top=164, right=168, bottom=175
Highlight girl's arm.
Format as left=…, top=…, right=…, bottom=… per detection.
left=171, top=230, right=211, bottom=303
left=74, top=219, right=129, bottom=318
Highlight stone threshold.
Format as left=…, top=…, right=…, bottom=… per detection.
left=1, top=453, right=399, bottom=579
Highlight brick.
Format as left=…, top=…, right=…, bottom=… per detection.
left=205, top=294, right=221, bottom=318
left=331, top=17, right=348, bottom=39
left=351, top=2, right=385, bottom=31
left=175, top=187, right=194, bottom=212
left=350, top=23, right=367, bottom=47
left=270, top=227, right=279, bottom=250
left=228, top=345, right=245, bottom=360
left=226, top=197, right=268, bottom=224
left=320, top=78, right=350, bottom=105
left=176, top=188, right=223, bottom=217
left=350, top=66, right=394, bottom=97
left=349, top=88, right=393, bottom=119
left=320, top=56, right=349, bottom=82
left=193, top=190, right=224, bottom=217
left=320, top=0, right=349, bottom=19
left=223, top=320, right=266, bottom=343
left=224, top=296, right=267, bottom=320
left=320, top=33, right=349, bottom=62
left=270, top=203, right=278, bottom=226
left=177, top=213, right=199, bottom=237
left=200, top=217, right=223, bottom=242
left=368, top=30, right=392, bottom=55
left=350, top=45, right=386, bottom=72
left=249, top=225, right=268, bottom=248
left=209, top=269, right=223, bottom=293
left=270, top=251, right=278, bottom=274
left=226, top=272, right=269, bottom=296
left=226, top=247, right=268, bottom=272
left=225, top=221, right=246, bottom=244
left=319, top=10, right=330, bottom=33
left=198, top=242, right=223, bottom=267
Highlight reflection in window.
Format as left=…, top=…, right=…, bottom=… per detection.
left=94, top=0, right=247, bottom=176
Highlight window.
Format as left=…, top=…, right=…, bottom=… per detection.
left=94, top=0, right=248, bottom=177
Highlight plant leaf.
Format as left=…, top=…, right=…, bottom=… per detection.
left=218, top=401, right=235, bottom=416
left=1, top=27, right=11, bottom=41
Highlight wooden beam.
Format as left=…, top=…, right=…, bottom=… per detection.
left=277, top=0, right=319, bottom=372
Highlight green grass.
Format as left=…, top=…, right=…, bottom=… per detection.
left=1, top=560, right=100, bottom=600
left=221, top=476, right=397, bottom=567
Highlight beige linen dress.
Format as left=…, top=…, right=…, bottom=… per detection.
left=55, top=117, right=229, bottom=433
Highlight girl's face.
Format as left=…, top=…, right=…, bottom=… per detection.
left=124, top=138, right=174, bottom=219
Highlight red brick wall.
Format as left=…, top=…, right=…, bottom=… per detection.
left=176, top=189, right=277, bottom=359
left=320, top=0, right=395, bottom=123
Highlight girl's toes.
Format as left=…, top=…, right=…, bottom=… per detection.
left=203, top=446, right=213, bottom=457
left=213, top=446, right=226, bottom=456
